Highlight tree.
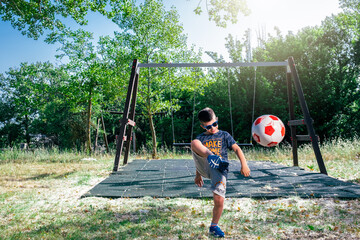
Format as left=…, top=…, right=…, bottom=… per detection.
left=0, top=80, right=20, bottom=147
left=199, top=9, right=360, bottom=143
left=1, top=0, right=250, bottom=42
left=193, top=0, right=250, bottom=27
left=200, top=33, right=284, bottom=144
left=243, top=11, right=360, bottom=140
left=0, top=0, right=114, bottom=40
left=320, top=12, right=360, bottom=137
left=109, top=0, right=203, bottom=158
left=339, top=0, right=360, bottom=13
left=53, top=28, right=127, bottom=153
left=1, top=62, right=60, bottom=146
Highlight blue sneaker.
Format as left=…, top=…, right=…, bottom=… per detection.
left=207, top=155, right=222, bottom=169
left=207, top=155, right=229, bottom=172
left=209, top=225, right=225, bottom=238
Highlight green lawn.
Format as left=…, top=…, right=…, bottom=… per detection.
left=0, top=139, right=359, bottom=239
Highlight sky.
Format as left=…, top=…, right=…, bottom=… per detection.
left=0, top=0, right=342, bottom=74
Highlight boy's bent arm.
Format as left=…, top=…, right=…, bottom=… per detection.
left=232, top=143, right=251, bottom=177
left=195, top=170, right=204, bottom=187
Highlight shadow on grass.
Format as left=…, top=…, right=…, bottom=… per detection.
left=3, top=171, right=77, bottom=182
left=5, top=206, right=194, bottom=240
left=6, top=202, right=360, bottom=240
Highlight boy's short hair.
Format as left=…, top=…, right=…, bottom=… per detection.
left=198, top=107, right=216, bottom=123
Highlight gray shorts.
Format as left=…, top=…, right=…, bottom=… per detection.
left=192, top=151, right=227, bottom=198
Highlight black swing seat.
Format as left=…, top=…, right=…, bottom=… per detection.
left=172, top=142, right=253, bottom=147
left=172, top=143, right=191, bottom=147
left=236, top=143, right=253, bottom=147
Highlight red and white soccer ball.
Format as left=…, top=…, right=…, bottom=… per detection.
left=251, top=115, right=286, bottom=147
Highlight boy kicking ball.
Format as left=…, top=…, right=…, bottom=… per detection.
left=191, top=107, right=251, bottom=238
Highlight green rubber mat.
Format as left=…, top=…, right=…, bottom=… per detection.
left=83, top=159, right=360, bottom=199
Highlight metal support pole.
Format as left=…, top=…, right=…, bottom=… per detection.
left=113, top=59, right=139, bottom=172
left=123, top=72, right=139, bottom=165
left=286, top=70, right=298, bottom=166
left=132, top=132, right=136, bottom=153
left=288, top=57, right=327, bottom=175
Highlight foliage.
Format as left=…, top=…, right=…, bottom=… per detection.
left=106, top=0, right=204, bottom=157
left=0, top=62, right=63, bottom=146
left=0, top=0, right=116, bottom=40
left=1, top=1, right=360, bottom=153
left=52, top=29, right=125, bottom=152
left=0, top=62, right=95, bottom=149
left=193, top=0, right=250, bottom=28
left=0, top=0, right=249, bottom=42
left=193, top=33, right=289, bottom=144
left=339, top=0, right=360, bottom=13
left=195, top=11, right=360, bottom=144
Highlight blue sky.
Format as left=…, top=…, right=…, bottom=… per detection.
left=0, top=0, right=341, bottom=74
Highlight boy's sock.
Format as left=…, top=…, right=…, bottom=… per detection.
left=210, top=222, right=218, bottom=227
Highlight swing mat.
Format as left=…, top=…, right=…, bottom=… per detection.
left=83, top=159, right=360, bottom=199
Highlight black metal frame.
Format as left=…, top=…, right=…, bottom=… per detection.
left=113, top=57, right=328, bottom=175
left=287, top=57, right=327, bottom=174
left=113, top=60, right=139, bottom=171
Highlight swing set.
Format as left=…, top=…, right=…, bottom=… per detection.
left=170, top=67, right=256, bottom=148
left=112, top=57, right=328, bottom=175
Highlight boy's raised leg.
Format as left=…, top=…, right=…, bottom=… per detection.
left=191, top=139, right=212, bottom=157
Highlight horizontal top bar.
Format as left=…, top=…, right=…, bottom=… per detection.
left=138, top=61, right=288, bottom=68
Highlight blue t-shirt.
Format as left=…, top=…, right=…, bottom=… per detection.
left=195, top=130, right=236, bottom=163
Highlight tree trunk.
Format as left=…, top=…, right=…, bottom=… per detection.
left=146, top=65, right=157, bottom=158
left=148, top=113, right=157, bottom=159
left=101, top=114, right=110, bottom=153
left=86, top=90, right=92, bottom=153
left=24, top=114, right=30, bottom=146
left=93, top=118, right=100, bottom=152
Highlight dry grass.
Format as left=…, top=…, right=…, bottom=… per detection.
left=237, top=138, right=360, bottom=182
left=0, top=139, right=360, bottom=239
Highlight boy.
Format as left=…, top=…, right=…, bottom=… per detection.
left=191, top=107, right=251, bottom=238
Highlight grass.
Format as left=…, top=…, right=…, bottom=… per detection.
left=239, top=138, right=360, bottom=182
left=0, top=138, right=360, bottom=239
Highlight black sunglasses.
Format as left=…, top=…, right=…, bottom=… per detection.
left=202, top=121, right=218, bottom=130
